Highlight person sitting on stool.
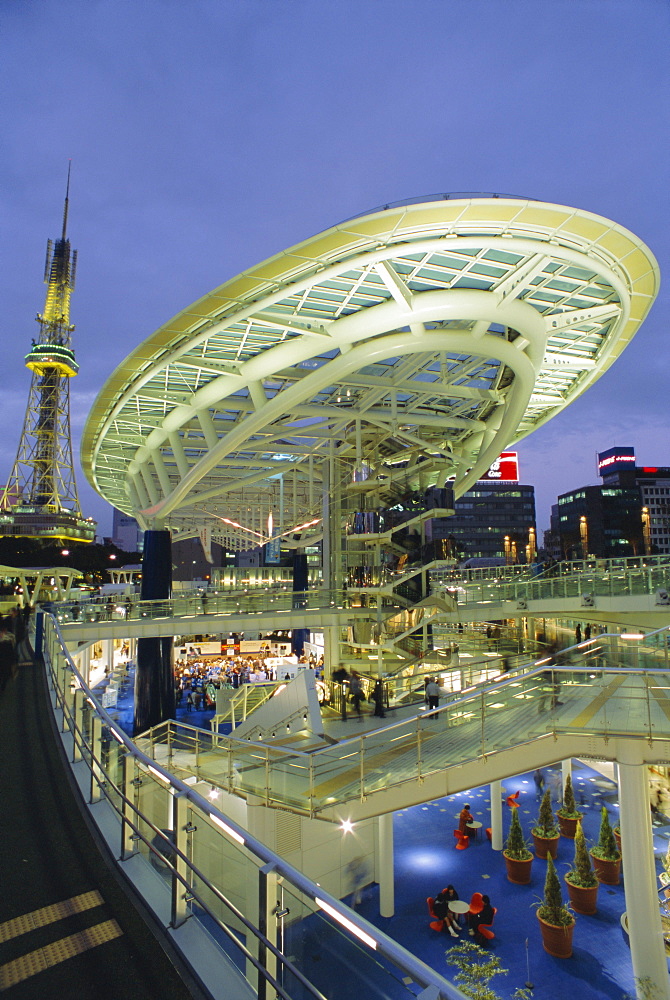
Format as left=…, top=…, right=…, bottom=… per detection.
left=433, top=885, right=461, bottom=937
left=468, top=893, right=494, bottom=939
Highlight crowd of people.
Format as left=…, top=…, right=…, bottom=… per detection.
left=173, top=650, right=325, bottom=713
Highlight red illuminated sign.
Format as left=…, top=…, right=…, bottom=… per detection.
left=481, top=452, right=519, bottom=482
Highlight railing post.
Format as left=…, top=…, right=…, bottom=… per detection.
left=227, top=741, right=234, bottom=793
left=258, top=862, right=279, bottom=1000
left=359, top=735, right=366, bottom=802
left=171, top=791, right=192, bottom=928
left=481, top=688, right=486, bottom=755
left=63, top=667, right=75, bottom=733
left=309, top=757, right=315, bottom=818
left=90, top=714, right=103, bottom=803
left=73, top=688, right=85, bottom=763
left=121, top=755, right=140, bottom=859
left=417, top=719, right=423, bottom=782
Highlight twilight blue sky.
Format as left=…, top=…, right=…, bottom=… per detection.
left=1, top=0, right=668, bottom=539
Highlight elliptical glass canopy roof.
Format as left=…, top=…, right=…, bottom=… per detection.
left=82, top=196, right=659, bottom=547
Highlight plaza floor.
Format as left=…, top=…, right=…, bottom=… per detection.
left=102, top=670, right=670, bottom=1000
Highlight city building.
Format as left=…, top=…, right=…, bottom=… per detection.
left=430, top=452, right=536, bottom=564
left=550, top=447, right=670, bottom=558
left=111, top=507, right=143, bottom=553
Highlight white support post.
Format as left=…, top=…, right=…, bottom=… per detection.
left=378, top=812, right=395, bottom=917
left=104, top=638, right=114, bottom=674
left=490, top=780, right=503, bottom=850
left=78, top=644, right=91, bottom=686
left=561, top=758, right=572, bottom=795
left=323, top=625, right=340, bottom=676
left=617, top=740, right=670, bottom=1000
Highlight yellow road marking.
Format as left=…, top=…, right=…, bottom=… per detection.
left=571, top=675, right=628, bottom=728
left=0, top=919, right=122, bottom=990
left=0, top=891, right=104, bottom=944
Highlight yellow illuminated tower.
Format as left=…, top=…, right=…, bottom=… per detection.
left=0, top=166, right=96, bottom=543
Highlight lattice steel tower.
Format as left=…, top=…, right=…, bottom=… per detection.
left=0, top=167, right=96, bottom=543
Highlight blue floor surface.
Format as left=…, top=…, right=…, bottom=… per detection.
left=351, top=763, right=670, bottom=1000
left=103, top=671, right=670, bottom=1000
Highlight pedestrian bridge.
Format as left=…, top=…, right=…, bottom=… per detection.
left=135, top=626, right=670, bottom=823
left=55, top=555, right=670, bottom=647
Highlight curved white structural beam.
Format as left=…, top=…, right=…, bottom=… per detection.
left=82, top=196, right=659, bottom=543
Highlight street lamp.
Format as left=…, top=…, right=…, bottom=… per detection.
left=579, top=516, right=588, bottom=560
left=526, top=527, right=536, bottom=564
left=504, top=535, right=511, bottom=565
left=641, top=506, right=651, bottom=556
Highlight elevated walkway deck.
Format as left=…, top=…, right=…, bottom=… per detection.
left=138, top=628, right=670, bottom=823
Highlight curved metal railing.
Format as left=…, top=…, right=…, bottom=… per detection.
left=40, top=611, right=465, bottom=1000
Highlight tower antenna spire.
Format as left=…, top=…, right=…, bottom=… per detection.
left=62, top=160, right=72, bottom=240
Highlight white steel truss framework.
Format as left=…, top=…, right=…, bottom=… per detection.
left=82, top=197, right=659, bottom=547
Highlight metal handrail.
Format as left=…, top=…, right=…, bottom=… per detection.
left=41, top=611, right=465, bottom=1000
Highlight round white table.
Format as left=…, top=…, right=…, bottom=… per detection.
left=467, top=820, right=483, bottom=840
left=448, top=899, right=471, bottom=914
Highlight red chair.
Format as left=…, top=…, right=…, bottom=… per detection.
left=485, top=827, right=492, bottom=842
left=468, top=892, right=484, bottom=916
left=453, top=829, right=469, bottom=850
left=427, top=897, right=444, bottom=932
left=506, top=790, right=520, bottom=808
left=477, top=907, right=497, bottom=942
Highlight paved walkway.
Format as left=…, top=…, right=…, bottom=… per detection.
left=0, top=655, right=207, bottom=1000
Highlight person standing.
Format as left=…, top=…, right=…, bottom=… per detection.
left=350, top=671, right=364, bottom=722
left=0, top=622, right=16, bottom=694
left=332, top=666, right=350, bottom=720
left=458, top=803, right=474, bottom=837
left=371, top=678, right=386, bottom=718
left=575, top=623, right=582, bottom=644
left=425, top=677, right=441, bottom=718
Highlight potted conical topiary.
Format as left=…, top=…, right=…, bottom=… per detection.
left=590, top=806, right=621, bottom=884
left=532, top=789, right=560, bottom=859
left=564, top=819, right=599, bottom=914
left=537, top=855, right=575, bottom=958
left=557, top=774, right=583, bottom=839
left=503, top=806, right=533, bottom=884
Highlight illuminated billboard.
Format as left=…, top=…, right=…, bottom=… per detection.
left=598, top=447, right=635, bottom=476
left=481, top=452, right=519, bottom=482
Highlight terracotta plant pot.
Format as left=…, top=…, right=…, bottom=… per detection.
left=557, top=814, right=582, bottom=839
left=504, top=852, right=533, bottom=885
left=537, top=912, right=575, bottom=958
left=614, top=828, right=622, bottom=855
left=564, top=876, right=598, bottom=915
left=533, top=832, right=560, bottom=859
left=590, top=851, right=621, bottom=885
